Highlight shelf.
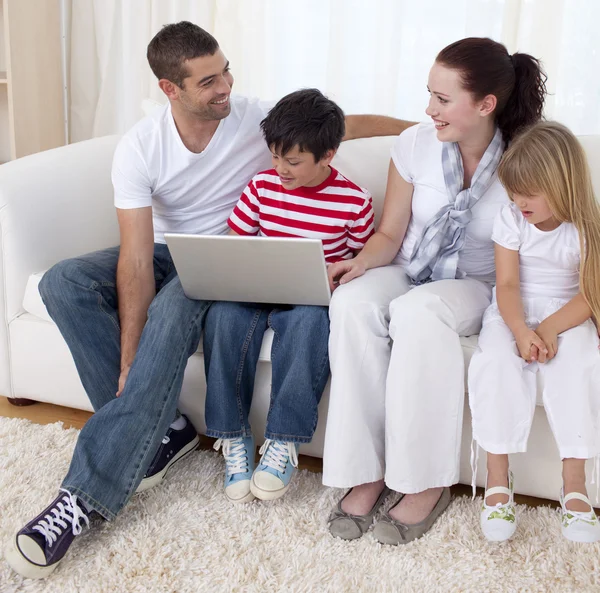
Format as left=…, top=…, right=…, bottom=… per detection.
left=0, top=72, right=7, bottom=84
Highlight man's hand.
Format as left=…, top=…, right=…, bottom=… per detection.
left=534, top=319, right=558, bottom=363
left=515, top=327, right=548, bottom=363
left=116, top=365, right=131, bottom=397
left=327, top=258, right=366, bottom=292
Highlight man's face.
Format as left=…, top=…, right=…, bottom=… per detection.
left=175, top=49, right=234, bottom=121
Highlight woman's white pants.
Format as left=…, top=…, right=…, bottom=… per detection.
left=322, top=266, right=492, bottom=493
left=468, top=299, right=600, bottom=459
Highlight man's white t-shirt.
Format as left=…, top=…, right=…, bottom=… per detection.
left=390, top=123, right=509, bottom=284
left=112, top=94, right=272, bottom=243
left=492, top=202, right=581, bottom=300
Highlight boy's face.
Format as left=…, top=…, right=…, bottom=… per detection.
left=270, top=145, right=335, bottom=191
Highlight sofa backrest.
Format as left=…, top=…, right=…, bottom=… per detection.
left=333, top=132, right=600, bottom=227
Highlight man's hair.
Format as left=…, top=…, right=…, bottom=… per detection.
left=147, top=21, right=219, bottom=88
left=260, top=89, right=345, bottom=162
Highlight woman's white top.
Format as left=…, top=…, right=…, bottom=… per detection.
left=391, top=123, right=508, bottom=283
left=492, top=202, right=581, bottom=300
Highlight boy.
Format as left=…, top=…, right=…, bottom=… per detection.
left=203, top=88, right=375, bottom=503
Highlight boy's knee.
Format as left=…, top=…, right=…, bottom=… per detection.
left=39, top=259, right=81, bottom=303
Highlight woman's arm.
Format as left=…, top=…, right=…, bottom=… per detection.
left=328, top=160, right=413, bottom=288
left=495, top=243, right=547, bottom=362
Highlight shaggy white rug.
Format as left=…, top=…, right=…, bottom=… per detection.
left=1, top=417, right=599, bottom=593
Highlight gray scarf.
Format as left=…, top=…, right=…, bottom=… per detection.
left=405, top=127, right=504, bottom=284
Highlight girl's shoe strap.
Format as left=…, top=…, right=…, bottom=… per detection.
left=484, top=486, right=511, bottom=499
left=563, top=491, right=592, bottom=506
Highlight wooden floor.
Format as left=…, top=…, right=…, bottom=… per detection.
left=0, top=396, right=564, bottom=510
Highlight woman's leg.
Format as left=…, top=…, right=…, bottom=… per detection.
left=384, top=277, right=492, bottom=524
left=323, top=266, right=410, bottom=513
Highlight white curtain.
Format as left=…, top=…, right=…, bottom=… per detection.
left=68, top=0, right=600, bottom=142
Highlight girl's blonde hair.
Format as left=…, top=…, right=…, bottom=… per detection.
left=497, top=121, right=600, bottom=322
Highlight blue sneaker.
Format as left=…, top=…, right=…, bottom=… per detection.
left=214, top=436, right=256, bottom=503
left=4, top=489, right=89, bottom=579
left=251, top=440, right=299, bottom=501
left=136, top=415, right=200, bottom=493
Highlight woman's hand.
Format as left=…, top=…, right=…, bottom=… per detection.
left=514, top=327, right=548, bottom=363
left=327, top=258, right=366, bottom=292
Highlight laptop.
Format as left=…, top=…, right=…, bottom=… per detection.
left=164, top=233, right=332, bottom=306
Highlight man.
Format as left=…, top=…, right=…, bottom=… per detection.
left=4, top=21, right=413, bottom=579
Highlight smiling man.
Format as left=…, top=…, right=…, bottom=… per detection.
left=4, top=22, right=414, bottom=579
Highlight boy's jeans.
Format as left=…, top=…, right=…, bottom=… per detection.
left=38, top=244, right=210, bottom=520
left=202, top=301, right=330, bottom=444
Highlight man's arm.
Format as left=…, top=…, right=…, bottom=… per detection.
left=115, top=206, right=155, bottom=396
left=343, top=115, right=417, bottom=141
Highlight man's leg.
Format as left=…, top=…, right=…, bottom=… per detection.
left=251, top=305, right=330, bottom=501
left=38, top=246, right=124, bottom=411
left=6, top=273, right=209, bottom=579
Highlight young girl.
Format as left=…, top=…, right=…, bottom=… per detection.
left=468, top=121, right=600, bottom=543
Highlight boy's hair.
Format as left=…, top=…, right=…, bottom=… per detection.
left=147, top=21, right=219, bottom=88
left=498, top=121, right=600, bottom=322
left=260, top=89, right=345, bottom=162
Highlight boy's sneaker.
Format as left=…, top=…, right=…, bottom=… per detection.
left=480, top=471, right=517, bottom=542
left=214, top=436, right=256, bottom=503
left=136, top=415, right=200, bottom=493
left=251, top=440, right=299, bottom=501
left=4, top=489, right=89, bottom=579
left=560, top=489, right=600, bottom=543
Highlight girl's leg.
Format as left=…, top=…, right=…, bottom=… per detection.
left=539, top=319, right=600, bottom=511
left=468, top=314, right=537, bottom=506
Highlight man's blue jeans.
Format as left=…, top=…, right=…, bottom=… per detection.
left=38, top=244, right=210, bottom=520
left=202, top=302, right=330, bottom=444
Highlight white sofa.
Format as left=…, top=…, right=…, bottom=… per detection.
left=2, top=133, right=600, bottom=503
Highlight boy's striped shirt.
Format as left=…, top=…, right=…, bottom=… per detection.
left=228, top=167, right=375, bottom=263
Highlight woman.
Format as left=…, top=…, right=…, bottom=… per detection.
left=324, top=37, right=547, bottom=544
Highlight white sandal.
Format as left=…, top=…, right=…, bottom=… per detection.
left=480, top=471, right=517, bottom=542
left=560, top=490, right=600, bottom=543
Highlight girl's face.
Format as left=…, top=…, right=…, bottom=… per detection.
left=425, top=62, right=494, bottom=143
left=512, top=192, right=560, bottom=231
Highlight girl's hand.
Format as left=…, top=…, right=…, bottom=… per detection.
left=534, top=320, right=558, bottom=362
left=327, top=258, right=366, bottom=292
left=515, top=328, right=548, bottom=363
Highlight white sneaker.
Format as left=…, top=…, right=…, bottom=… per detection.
left=560, top=490, right=600, bottom=543
left=480, top=471, right=517, bottom=542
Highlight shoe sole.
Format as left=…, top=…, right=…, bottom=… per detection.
left=250, top=476, right=291, bottom=501
left=226, top=489, right=256, bottom=504
left=135, top=435, right=200, bottom=493
left=4, top=537, right=58, bottom=580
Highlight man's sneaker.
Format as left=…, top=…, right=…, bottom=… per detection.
left=251, top=440, right=299, bottom=501
left=214, top=436, right=256, bottom=503
left=136, top=415, right=200, bottom=493
left=560, top=489, right=600, bottom=543
left=4, top=489, right=89, bottom=579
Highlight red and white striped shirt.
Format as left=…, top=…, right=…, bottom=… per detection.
left=228, top=168, right=375, bottom=263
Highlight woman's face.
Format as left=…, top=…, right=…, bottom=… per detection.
left=425, top=62, right=492, bottom=143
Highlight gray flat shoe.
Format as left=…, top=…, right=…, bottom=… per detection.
left=328, top=486, right=391, bottom=540
left=373, top=487, right=452, bottom=545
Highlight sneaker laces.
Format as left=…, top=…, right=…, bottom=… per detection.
left=258, top=440, right=298, bottom=473
left=214, top=438, right=251, bottom=475
left=32, top=489, right=89, bottom=548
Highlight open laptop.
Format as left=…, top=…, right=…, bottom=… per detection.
left=164, top=233, right=332, bottom=306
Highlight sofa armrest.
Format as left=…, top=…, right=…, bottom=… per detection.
left=0, top=135, right=121, bottom=396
